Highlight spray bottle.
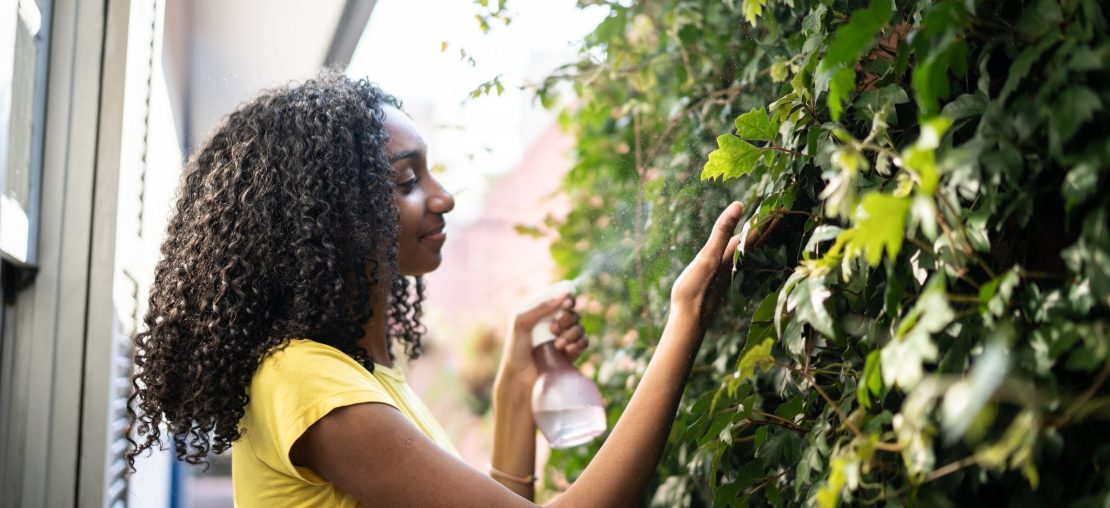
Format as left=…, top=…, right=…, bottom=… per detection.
left=520, top=279, right=607, bottom=448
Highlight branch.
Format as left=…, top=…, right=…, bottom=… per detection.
left=767, top=145, right=810, bottom=158
left=742, top=469, right=789, bottom=497
left=793, top=364, right=902, bottom=452
left=753, top=409, right=811, bottom=433
left=1053, top=360, right=1110, bottom=429
left=922, top=455, right=978, bottom=483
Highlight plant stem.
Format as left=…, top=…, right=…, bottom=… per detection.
left=742, top=469, right=789, bottom=497
left=753, top=409, right=810, bottom=433
left=1053, top=360, right=1110, bottom=429
left=923, top=455, right=978, bottom=483
left=767, top=145, right=810, bottom=158
left=795, top=365, right=902, bottom=452
left=945, top=293, right=980, bottom=304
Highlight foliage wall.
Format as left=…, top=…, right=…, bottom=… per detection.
left=532, top=0, right=1110, bottom=505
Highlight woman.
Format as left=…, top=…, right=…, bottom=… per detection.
left=127, top=71, right=746, bottom=506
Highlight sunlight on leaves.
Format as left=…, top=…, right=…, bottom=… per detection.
left=701, top=134, right=762, bottom=181
left=839, top=193, right=911, bottom=266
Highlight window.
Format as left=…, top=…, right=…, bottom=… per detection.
left=0, top=0, right=48, bottom=271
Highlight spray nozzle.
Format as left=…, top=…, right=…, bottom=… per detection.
left=518, top=279, right=578, bottom=313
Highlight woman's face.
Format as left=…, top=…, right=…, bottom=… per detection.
left=383, top=106, right=455, bottom=276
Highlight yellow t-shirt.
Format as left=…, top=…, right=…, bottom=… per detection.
left=232, top=338, right=459, bottom=507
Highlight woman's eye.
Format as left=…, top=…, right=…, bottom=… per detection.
left=401, top=177, right=420, bottom=193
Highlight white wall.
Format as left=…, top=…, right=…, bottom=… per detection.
left=118, top=1, right=180, bottom=506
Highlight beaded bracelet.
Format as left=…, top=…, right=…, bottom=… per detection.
left=488, top=464, right=536, bottom=484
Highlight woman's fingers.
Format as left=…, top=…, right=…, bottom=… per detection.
left=549, top=307, right=581, bottom=334
left=561, top=294, right=576, bottom=309
left=684, top=203, right=745, bottom=277
left=743, top=212, right=785, bottom=255
left=553, top=325, right=587, bottom=359
left=670, top=202, right=746, bottom=318
left=697, top=202, right=744, bottom=273
left=721, top=233, right=743, bottom=266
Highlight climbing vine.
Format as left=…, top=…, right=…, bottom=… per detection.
left=524, top=0, right=1109, bottom=505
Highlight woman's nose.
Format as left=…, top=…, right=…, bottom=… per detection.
left=429, top=186, right=455, bottom=214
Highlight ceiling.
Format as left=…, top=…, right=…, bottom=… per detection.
left=177, top=0, right=376, bottom=146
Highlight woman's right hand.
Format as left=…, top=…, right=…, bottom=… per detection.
left=669, top=201, right=745, bottom=329
left=496, top=293, right=586, bottom=393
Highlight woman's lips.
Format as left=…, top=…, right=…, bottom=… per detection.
left=421, top=228, right=446, bottom=246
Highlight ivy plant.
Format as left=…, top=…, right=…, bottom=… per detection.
left=515, top=0, right=1107, bottom=505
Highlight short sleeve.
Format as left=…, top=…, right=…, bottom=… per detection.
left=246, top=340, right=398, bottom=484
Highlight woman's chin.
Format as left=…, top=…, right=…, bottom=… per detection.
left=400, top=256, right=443, bottom=277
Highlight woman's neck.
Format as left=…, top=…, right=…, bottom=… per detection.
left=360, top=289, right=393, bottom=368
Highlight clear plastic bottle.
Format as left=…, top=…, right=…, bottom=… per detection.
left=523, top=280, right=607, bottom=448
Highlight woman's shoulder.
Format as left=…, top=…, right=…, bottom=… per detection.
left=245, top=338, right=397, bottom=424
left=254, top=338, right=376, bottom=388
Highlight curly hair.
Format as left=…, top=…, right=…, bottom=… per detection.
left=125, top=71, right=427, bottom=469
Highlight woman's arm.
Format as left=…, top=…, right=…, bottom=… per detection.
left=548, top=309, right=704, bottom=507
left=291, top=202, right=745, bottom=506
left=549, top=201, right=745, bottom=507
left=490, top=378, right=536, bottom=498
left=489, top=290, right=587, bottom=499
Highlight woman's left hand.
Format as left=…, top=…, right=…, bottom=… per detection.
left=496, top=293, right=589, bottom=391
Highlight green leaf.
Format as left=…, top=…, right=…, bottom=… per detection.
left=816, top=0, right=894, bottom=119
left=757, top=430, right=804, bottom=467
left=940, top=93, right=987, bottom=121
left=770, top=61, right=789, bottom=82
left=734, top=108, right=779, bottom=141
left=941, top=341, right=1009, bottom=442
left=854, top=84, right=910, bottom=116
left=1015, top=0, right=1063, bottom=38
left=805, top=225, right=845, bottom=254
left=883, top=275, right=950, bottom=389
left=775, top=395, right=805, bottom=420
left=1065, top=326, right=1110, bottom=371
left=1050, top=86, right=1103, bottom=150
left=912, top=36, right=969, bottom=117
left=818, top=0, right=893, bottom=72
left=718, top=460, right=764, bottom=505
left=998, top=34, right=1058, bottom=104
left=802, top=4, right=827, bottom=35
left=742, top=0, right=767, bottom=26
left=975, top=409, right=1040, bottom=487
left=901, top=117, right=952, bottom=194
left=745, top=293, right=778, bottom=350
left=866, top=354, right=883, bottom=395
left=776, top=271, right=807, bottom=347
left=840, top=194, right=912, bottom=266
left=737, top=338, right=775, bottom=383
left=1063, top=162, right=1099, bottom=210
left=827, top=66, right=855, bottom=122
left=979, top=269, right=1021, bottom=317
left=701, top=134, right=762, bottom=181
left=815, top=457, right=847, bottom=508
left=1067, top=45, right=1103, bottom=71
left=790, top=275, right=835, bottom=338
